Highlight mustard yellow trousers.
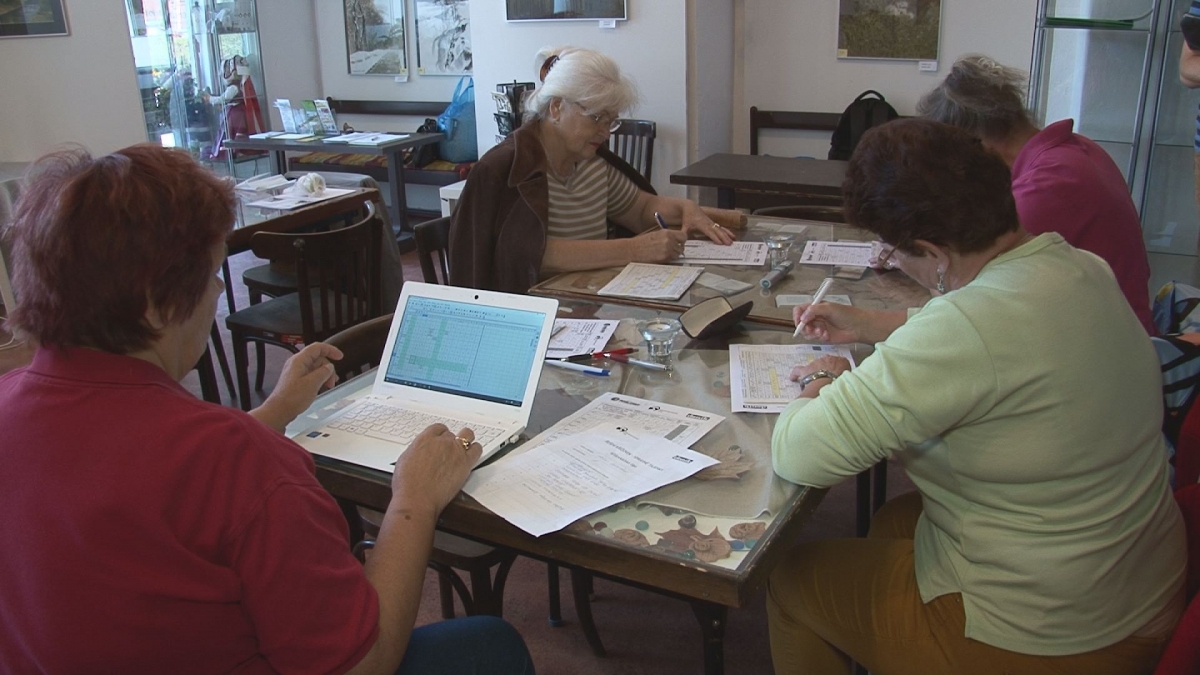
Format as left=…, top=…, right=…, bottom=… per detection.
left=766, top=491, right=1168, bottom=675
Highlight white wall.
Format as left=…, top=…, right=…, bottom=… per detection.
left=736, top=0, right=1038, bottom=158
left=312, top=0, right=462, bottom=132
left=258, top=0, right=323, bottom=129
left=0, top=3, right=144, bottom=161
left=689, top=0, right=735, bottom=161
left=468, top=0, right=690, bottom=196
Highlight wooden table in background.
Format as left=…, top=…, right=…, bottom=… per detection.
left=670, top=153, right=848, bottom=209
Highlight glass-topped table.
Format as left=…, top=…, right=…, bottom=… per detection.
left=529, top=216, right=931, bottom=328
left=287, top=300, right=870, bottom=674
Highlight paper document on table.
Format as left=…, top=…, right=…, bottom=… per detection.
left=348, top=133, right=410, bottom=145
left=463, top=424, right=718, bottom=537
left=545, top=319, right=620, bottom=359
left=730, top=344, right=855, bottom=413
left=776, top=294, right=851, bottom=308
left=244, top=187, right=355, bottom=210
left=521, top=392, right=724, bottom=454
left=678, top=241, right=768, bottom=266
left=754, top=221, right=811, bottom=236
left=798, top=241, right=874, bottom=267
left=248, top=131, right=284, bottom=140
left=696, top=272, right=754, bottom=296
left=597, top=263, right=702, bottom=300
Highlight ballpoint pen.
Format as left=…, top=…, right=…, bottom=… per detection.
left=654, top=211, right=669, bottom=229
left=793, top=276, right=835, bottom=338
left=565, top=348, right=637, bottom=362
left=545, top=359, right=610, bottom=376
left=607, top=354, right=671, bottom=371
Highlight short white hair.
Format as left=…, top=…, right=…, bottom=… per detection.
left=524, top=46, right=639, bottom=123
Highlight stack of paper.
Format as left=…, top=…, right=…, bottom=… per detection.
left=248, top=131, right=285, bottom=140
left=244, top=187, right=355, bottom=210
left=462, top=393, right=726, bottom=537
left=347, top=133, right=411, bottom=146
left=798, top=241, right=874, bottom=267
left=598, top=263, right=703, bottom=300
left=273, top=133, right=318, bottom=141
left=545, top=319, right=620, bottom=360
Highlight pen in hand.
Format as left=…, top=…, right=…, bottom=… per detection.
left=793, top=277, right=835, bottom=338
left=654, top=212, right=669, bottom=229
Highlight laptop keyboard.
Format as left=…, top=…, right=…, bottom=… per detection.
left=327, top=401, right=507, bottom=449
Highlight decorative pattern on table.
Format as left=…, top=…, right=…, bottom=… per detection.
left=567, top=507, right=772, bottom=569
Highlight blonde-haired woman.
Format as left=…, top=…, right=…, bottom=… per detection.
left=449, top=46, right=734, bottom=293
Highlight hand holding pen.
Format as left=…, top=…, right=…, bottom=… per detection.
left=793, top=277, right=835, bottom=338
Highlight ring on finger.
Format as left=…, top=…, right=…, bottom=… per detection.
left=455, top=436, right=472, bottom=452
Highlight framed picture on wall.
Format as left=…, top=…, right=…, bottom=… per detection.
left=506, top=0, right=627, bottom=22
left=414, top=0, right=471, bottom=75
left=837, top=0, right=941, bottom=61
left=345, top=0, right=408, bottom=76
left=0, top=0, right=70, bottom=38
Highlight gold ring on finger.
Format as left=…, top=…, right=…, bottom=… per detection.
left=456, top=436, right=472, bottom=452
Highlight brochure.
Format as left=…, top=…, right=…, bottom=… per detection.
left=274, top=99, right=297, bottom=133
left=313, top=99, right=339, bottom=134
left=299, top=100, right=322, bottom=135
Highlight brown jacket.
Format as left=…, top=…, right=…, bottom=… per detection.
left=448, top=122, right=655, bottom=294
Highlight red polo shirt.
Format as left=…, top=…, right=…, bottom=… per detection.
left=1012, top=119, right=1155, bottom=334
left=0, top=348, right=378, bottom=673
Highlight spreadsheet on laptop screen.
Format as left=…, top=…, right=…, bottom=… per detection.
left=383, top=296, right=545, bottom=406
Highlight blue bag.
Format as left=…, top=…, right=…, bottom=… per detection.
left=437, top=76, right=478, bottom=164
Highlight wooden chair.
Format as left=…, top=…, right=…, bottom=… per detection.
left=752, top=204, right=845, bottom=223
left=609, top=119, right=656, bottom=183
left=322, top=314, right=519, bottom=620
left=413, top=217, right=451, bottom=285
left=241, top=175, right=386, bottom=392
left=225, top=202, right=383, bottom=411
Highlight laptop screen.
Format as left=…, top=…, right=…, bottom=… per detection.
left=382, top=295, right=546, bottom=407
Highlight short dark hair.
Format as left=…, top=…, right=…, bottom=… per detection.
left=842, top=118, right=1018, bottom=255
left=5, top=144, right=234, bottom=353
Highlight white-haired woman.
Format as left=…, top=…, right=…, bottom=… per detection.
left=918, top=54, right=1154, bottom=333
left=449, top=46, right=734, bottom=294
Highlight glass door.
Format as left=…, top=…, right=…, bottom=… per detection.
left=1141, top=0, right=1200, bottom=255
left=124, top=0, right=269, bottom=178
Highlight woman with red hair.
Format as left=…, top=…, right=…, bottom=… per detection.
left=0, top=145, right=533, bottom=674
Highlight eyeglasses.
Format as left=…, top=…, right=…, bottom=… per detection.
left=574, top=103, right=622, bottom=133
left=877, top=244, right=901, bottom=270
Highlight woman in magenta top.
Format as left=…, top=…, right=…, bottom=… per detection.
left=919, top=54, right=1154, bottom=334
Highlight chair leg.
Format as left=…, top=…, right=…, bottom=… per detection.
left=547, top=562, right=564, bottom=627
left=855, top=469, right=871, bottom=537
left=438, top=573, right=456, bottom=619
left=248, top=289, right=267, bottom=392
left=429, top=562, right=476, bottom=616
left=570, top=569, right=606, bottom=657
left=872, top=459, right=888, bottom=515
left=208, top=323, right=236, bottom=403
left=195, top=348, right=221, bottom=404
left=231, top=331, right=253, bottom=412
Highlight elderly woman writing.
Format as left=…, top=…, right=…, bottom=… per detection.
left=449, top=46, right=735, bottom=293
left=0, top=145, right=533, bottom=674
left=768, top=120, right=1184, bottom=674
left=918, top=54, right=1154, bottom=333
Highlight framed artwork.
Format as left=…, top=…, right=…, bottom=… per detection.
left=345, top=0, right=407, bottom=76
left=837, top=0, right=940, bottom=61
left=506, top=0, right=626, bottom=22
left=0, top=0, right=69, bottom=38
left=414, top=0, right=471, bottom=75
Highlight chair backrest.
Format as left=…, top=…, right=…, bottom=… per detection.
left=752, top=204, right=845, bottom=224
left=249, top=201, right=383, bottom=343
left=413, top=216, right=451, bottom=285
left=749, top=107, right=841, bottom=156
left=324, top=312, right=394, bottom=382
left=609, top=119, right=656, bottom=182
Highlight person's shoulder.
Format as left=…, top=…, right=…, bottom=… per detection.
left=168, top=400, right=317, bottom=481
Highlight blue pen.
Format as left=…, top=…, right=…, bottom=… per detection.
left=654, top=211, right=669, bottom=229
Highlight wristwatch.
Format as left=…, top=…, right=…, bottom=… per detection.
left=798, top=369, right=838, bottom=392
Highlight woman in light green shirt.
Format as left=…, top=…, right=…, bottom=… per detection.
left=768, top=119, right=1185, bottom=675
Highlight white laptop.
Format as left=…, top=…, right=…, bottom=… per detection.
left=295, top=282, right=559, bottom=472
